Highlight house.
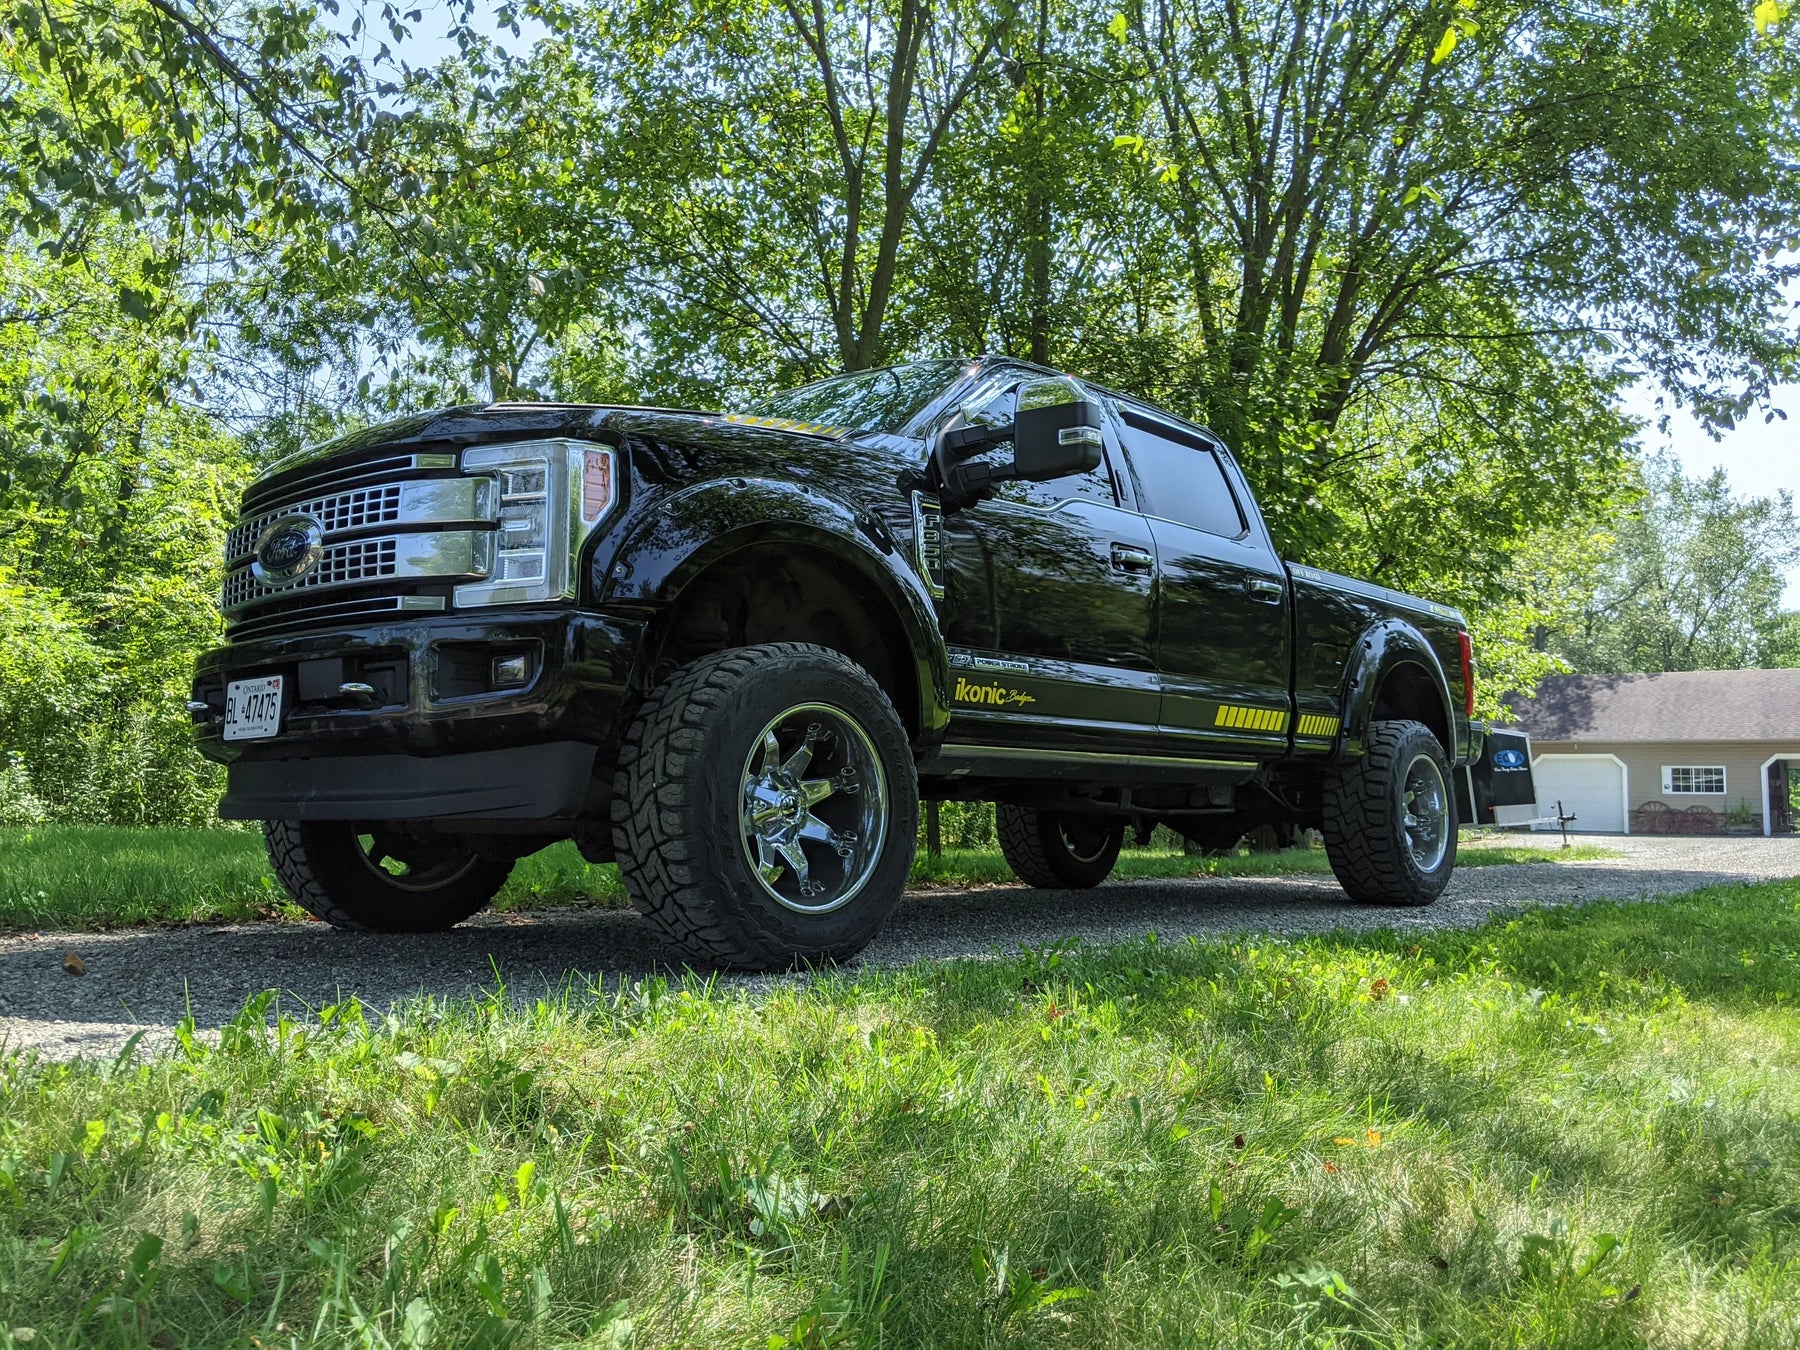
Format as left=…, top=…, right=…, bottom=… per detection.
left=1498, top=670, right=1800, bottom=835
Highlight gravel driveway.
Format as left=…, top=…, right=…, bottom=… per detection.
left=4, top=834, right=1797, bottom=1060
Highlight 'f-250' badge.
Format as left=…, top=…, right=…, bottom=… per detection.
left=911, top=492, right=946, bottom=599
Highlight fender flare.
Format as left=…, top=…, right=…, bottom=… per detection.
left=601, top=477, right=951, bottom=738
left=1339, top=619, right=1456, bottom=757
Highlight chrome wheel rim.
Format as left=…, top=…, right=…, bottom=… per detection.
left=353, top=830, right=478, bottom=891
left=738, top=702, right=888, bottom=914
left=1401, top=754, right=1450, bottom=872
left=1058, top=819, right=1114, bottom=865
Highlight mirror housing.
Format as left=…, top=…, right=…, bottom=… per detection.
left=935, top=375, right=1105, bottom=506
left=1011, top=376, right=1104, bottom=481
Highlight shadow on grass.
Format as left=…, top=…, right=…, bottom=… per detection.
left=0, top=863, right=1789, bottom=1045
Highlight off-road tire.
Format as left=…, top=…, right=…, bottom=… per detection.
left=997, top=805, right=1125, bottom=888
left=1322, top=719, right=1457, bottom=905
left=263, top=820, right=512, bottom=932
left=611, top=642, right=918, bottom=971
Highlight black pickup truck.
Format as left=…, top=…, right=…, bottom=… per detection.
left=191, top=358, right=1478, bottom=969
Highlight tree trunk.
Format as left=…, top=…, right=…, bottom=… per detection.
left=1024, top=0, right=1051, bottom=363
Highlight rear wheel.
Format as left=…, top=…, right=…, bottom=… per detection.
left=263, top=820, right=513, bottom=931
left=1322, top=719, right=1457, bottom=905
left=997, top=805, right=1125, bottom=888
left=612, top=642, right=918, bottom=971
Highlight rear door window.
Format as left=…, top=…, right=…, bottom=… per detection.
left=1116, top=413, right=1246, bottom=538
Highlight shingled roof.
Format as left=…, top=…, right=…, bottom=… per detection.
left=1502, top=670, right=1800, bottom=743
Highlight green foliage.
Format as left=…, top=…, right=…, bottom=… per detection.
left=0, top=386, right=247, bottom=825
left=1540, top=454, right=1800, bottom=676
left=0, top=831, right=630, bottom=929
left=0, top=880, right=1795, bottom=1343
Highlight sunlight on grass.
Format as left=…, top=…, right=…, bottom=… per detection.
left=0, top=828, right=1618, bottom=931
left=0, top=881, right=1795, bottom=1346
left=0, top=828, right=621, bottom=930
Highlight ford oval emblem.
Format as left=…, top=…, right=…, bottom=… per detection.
left=251, top=515, right=324, bottom=585
left=1493, top=748, right=1527, bottom=770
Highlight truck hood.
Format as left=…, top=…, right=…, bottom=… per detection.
left=261, top=402, right=878, bottom=480
left=251, top=402, right=923, bottom=511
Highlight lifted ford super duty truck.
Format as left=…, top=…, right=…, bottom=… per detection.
left=191, top=358, right=1479, bottom=969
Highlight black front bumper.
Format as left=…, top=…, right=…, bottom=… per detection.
left=192, top=608, right=646, bottom=823
left=219, top=741, right=599, bottom=820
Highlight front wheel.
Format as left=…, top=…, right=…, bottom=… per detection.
left=611, top=643, right=918, bottom=971
left=1322, top=719, right=1457, bottom=906
left=997, top=805, right=1125, bottom=888
left=263, top=821, right=513, bottom=931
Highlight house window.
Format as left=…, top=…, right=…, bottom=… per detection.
left=1662, top=766, right=1726, bottom=795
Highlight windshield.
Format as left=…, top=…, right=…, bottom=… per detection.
left=743, top=360, right=968, bottom=436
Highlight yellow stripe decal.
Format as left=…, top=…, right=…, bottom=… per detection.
left=723, top=413, right=846, bottom=438
left=1214, top=703, right=1290, bottom=733
left=1296, top=713, right=1341, bottom=738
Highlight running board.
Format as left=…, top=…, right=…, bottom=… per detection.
left=917, top=743, right=1259, bottom=783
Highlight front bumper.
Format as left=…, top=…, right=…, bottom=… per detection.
left=219, top=741, right=598, bottom=820
left=191, top=608, right=646, bottom=821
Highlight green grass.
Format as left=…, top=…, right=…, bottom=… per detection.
left=907, top=839, right=1614, bottom=889
left=0, top=828, right=623, bottom=930
left=0, top=827, right=1614, bottom=932
left=0, top=830, right=1232, bottom=929
left=1, top=881, right=1796, bottom=1347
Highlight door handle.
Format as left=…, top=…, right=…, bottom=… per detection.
left=1110, top=543, right=1155, bottom=573
left=1244, top=578, right=1285, bottom=603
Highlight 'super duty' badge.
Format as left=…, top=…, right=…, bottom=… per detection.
left=251, top=514, right=324, bottom=585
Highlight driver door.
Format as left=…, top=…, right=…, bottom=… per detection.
left=936, top=376, right=1162, bottom=752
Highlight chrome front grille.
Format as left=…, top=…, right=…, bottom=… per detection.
left=240, top=451, right=457, bottom=516
left=222, top=456, right=498, bottom=636
left=222, top=530, right=495, bottom=616
left=226, top=484, right=404, bottom=566
left=223, top=537, right=398, bottom=611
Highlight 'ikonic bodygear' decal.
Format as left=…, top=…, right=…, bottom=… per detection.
left=952, top=676, right=1037, bottom=708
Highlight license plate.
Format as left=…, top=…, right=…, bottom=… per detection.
left=224, top=675, right=284, bottom=741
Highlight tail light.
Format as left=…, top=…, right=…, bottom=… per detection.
left=1457, top=631, right=1476, bottom=716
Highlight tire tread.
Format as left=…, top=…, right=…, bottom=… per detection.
left=262, top=820, right=501, bottom=931
left=996, top=804, right=1123, bottom=889
left=611, top=642, right=913, bottom=969
left=1321, top=718, right=1455, bottom=906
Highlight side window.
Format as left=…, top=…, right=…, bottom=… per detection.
left=960, top=380, right=1116, bottom=509
left=1118, top=422, right=1246, bottom=538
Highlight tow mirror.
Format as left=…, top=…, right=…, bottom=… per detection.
left=935, top=375, right=1105, bottom=505
left=1011, top=376, right=1104, bottom=481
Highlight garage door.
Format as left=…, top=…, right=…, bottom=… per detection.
left=1530, top=755, right=1626, bottom=833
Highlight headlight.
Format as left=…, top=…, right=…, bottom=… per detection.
left=455, top=439, right=617, bottom=608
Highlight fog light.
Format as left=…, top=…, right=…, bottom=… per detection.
left=491, top=653, right=531, bottom=688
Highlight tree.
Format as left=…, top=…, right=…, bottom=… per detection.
left=525, top=0, right=1020, bottom=394
left=1080, top=0, right=1799, bottom=557
left=1547, top=456, right=1800, bottom=674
